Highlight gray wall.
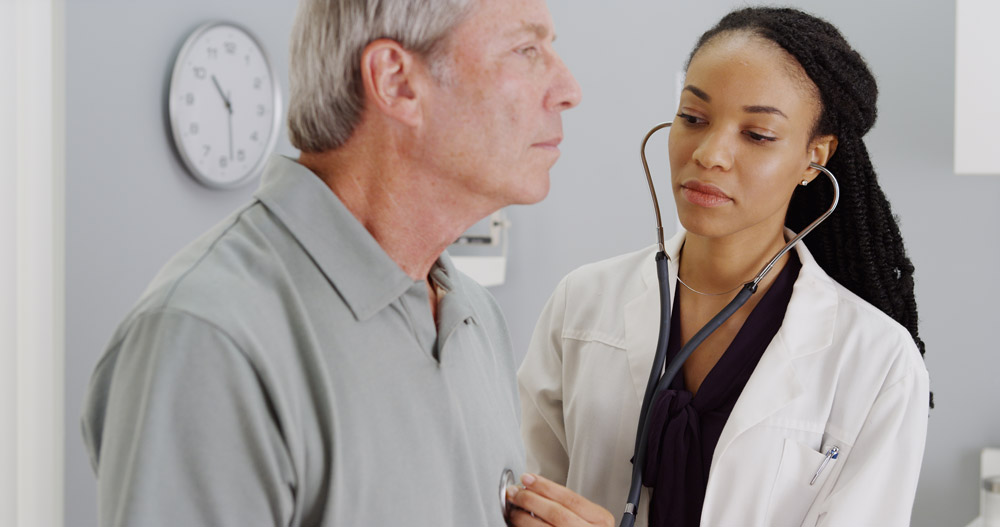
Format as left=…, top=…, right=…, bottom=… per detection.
left=1, top=0, right=17, bottom=522
left=65, top=1, right=996, bottom=527
left=64, top=2, right=297, bottom=525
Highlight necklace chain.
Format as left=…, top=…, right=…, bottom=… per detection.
left=675, top=274, right=747, bottom=297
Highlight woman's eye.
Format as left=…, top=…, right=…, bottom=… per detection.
left=744, top=131, right=777, bottom=143
left=676, top=113, right=702, bottom=125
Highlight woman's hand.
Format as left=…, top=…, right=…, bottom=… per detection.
left=506, top=473, right=615, bottom=527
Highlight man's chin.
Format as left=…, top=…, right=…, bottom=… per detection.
left=510, top=177, right=551, bottom=206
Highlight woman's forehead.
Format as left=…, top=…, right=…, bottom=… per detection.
left=687, top=32, right=820, bottom=114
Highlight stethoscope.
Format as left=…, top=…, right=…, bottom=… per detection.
left=617, top=122, right=840, bottom=527
left=497, top=122, right=840, bottom=527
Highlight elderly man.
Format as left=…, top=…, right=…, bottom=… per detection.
left=81, top=0, right=580, bottom=525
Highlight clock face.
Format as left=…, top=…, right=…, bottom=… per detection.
left=168, top=22, right=281, bottom=189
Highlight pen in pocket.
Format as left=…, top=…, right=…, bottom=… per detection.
left=810, top=446, right=839, bottom=485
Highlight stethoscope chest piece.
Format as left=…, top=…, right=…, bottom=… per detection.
left=500, top=468, right=516, bottom=524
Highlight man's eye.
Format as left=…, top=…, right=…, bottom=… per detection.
left=518, top=46, right=539, bottom=58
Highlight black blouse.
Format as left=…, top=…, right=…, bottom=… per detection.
left=642, top=251, right=801, bottom=527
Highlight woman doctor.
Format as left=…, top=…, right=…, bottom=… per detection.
left=507, top=7, right=930, bottom=527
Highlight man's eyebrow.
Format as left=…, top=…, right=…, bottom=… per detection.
left=744, top=105, right=788, bottom=119
left=506, top=22, right=552, bottom=41
left=683, top=85, right=710, bottom=102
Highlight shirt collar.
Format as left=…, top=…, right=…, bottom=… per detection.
left=254, top=155, right=415, bottom=321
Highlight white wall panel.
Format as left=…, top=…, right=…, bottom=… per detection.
left=955, top=0, right=1000, bottom=175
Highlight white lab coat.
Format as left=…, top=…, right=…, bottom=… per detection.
left=518, top=230, right=929, bottom=527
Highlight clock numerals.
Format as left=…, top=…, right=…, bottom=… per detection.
left=171, top=23, right=279, bottom=188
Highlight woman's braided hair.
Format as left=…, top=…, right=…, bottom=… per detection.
left=689, top=7, right=930, bottom=406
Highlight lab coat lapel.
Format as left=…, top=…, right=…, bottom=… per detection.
left=709, top=239, right=838, bottom=472
left=623, top=232, right=683, bottom=406
left=710, top=334, right=804, bottom=472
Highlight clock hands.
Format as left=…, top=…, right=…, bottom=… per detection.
left=227, top=91, right=233, bottom=161
left=212, top=75, right=235, bottom=162
left=171, top=23, right=278, bottom=188
left=211, top=75, right=232, bottom=112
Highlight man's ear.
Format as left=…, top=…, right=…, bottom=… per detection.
left=802, top=134, right=839, bottom=184
left=360, top=39, right=423, bottom=127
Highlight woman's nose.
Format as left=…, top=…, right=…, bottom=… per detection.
left=691, top=130, right=734, bottom=171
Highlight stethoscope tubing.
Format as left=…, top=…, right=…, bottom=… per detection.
left=621, top=251, right=673, bottom=525
left=619, top=122, right=839, bottom=527
left=640, top=123, right=674, bottom=254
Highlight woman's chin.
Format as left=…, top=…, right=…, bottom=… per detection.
left=675, top=212, right=733, bottom=240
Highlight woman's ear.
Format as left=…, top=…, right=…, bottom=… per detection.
left=802, top=134, right=839, bottom=184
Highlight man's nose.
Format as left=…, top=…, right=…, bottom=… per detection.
left=547, top=53, right=582, bottom=112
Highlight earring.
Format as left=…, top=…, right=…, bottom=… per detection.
left=800, top=179, right=809, bottom=186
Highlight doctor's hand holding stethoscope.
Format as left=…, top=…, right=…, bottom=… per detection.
left=505, top=473, right=614, bottom=527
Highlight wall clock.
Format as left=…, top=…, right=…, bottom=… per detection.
left=168, top=21, right=282, bottom=189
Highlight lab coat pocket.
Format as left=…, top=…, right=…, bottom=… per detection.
left=764, top=438, right=837, bottom=527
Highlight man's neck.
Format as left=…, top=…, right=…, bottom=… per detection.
left=298, top=145, right=492, bottom=283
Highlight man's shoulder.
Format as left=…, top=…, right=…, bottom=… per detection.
left=124, top=201, right=299, bottom=337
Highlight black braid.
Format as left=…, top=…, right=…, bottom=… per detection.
left=689, top=7, right=931, bottom=407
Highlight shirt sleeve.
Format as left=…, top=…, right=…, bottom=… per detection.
left=81, top=309, right=296, bottom=527
left=813, top=356, right=930, bottom=527
left=518, top=278, right=571, bottom=484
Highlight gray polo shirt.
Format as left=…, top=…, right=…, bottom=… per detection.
left=82, top=156, right=525, bottom=527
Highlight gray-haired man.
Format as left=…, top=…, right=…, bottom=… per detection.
left=81, top=0, right=580, bottom=525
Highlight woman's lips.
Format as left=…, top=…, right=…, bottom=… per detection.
left=681, top=181, right=733, bottom=208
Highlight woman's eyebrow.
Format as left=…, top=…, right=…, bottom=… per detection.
left=744, top=105, right=788, bottom=119
left=682, top=85, right=788, bottom=119
left=683, top=85, right=711, bottom=102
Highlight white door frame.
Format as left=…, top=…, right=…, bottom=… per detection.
left=1, top=0, right=66, bottom=526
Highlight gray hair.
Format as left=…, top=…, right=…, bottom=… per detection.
left=288, top=0, right=476, bottom=153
